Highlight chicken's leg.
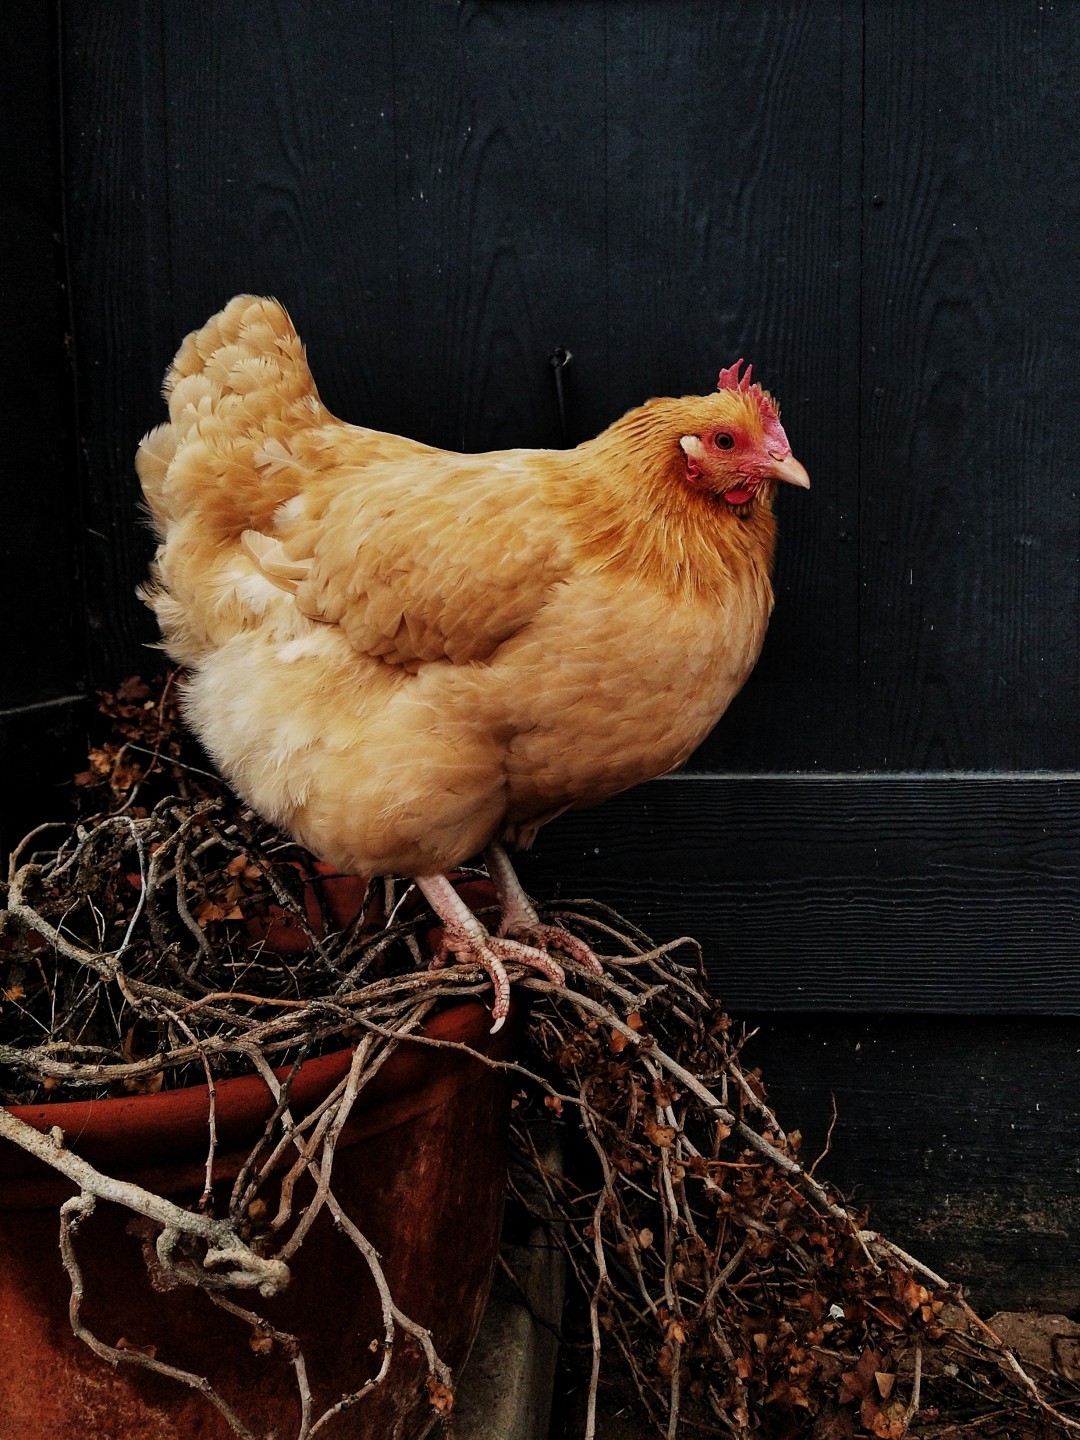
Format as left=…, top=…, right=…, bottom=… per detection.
left=415, top=873, right=567, bottom=1033
left=483, top=843, right=605, bottom=977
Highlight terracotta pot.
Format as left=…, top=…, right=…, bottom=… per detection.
left=0, top=1000, right=517, bottom=1439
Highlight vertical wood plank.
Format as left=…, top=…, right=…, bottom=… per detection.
left=602, top=0, right=861, bottom=772
left=859, top=5, right=1080, bottom=769
left=62, top=2, right=401, bottom=681
left=61, top=0, right=176, bottom=684
left=1, top=8, right=82, bottom=709
left=389, top=0, right=610, bottom=452
left=157, top=1, right=400, bottom=429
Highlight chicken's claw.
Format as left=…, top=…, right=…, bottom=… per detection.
left=416, top=874, right=566, bottom=1032
left=485, top=937, right=567, bottom=1032
left=498, top=921, right=604, bottom=976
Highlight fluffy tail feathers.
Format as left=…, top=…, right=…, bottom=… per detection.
left=136, top=295, right=324, bottom=534
left=136, top=296, right=329, bottom=666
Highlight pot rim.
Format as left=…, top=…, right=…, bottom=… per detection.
left=1, top=999, right=518, bottom=1208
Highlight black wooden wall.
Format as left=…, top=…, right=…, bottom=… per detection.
left=5, top=1, right=1080, bottom=1307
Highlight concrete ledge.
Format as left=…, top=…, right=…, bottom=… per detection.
left=455, top=1130, right=565, bottom=1440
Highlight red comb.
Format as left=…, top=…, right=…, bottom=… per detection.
left=717, top=359, right=790, bottom=456
left=717, top=359, right=753, bottom=392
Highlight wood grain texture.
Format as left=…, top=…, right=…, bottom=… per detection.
left=744, top=1014, right=1080, bottom=1313
left=859, top=5, right=1080, bottom=769
left=60, top=2, right=176, bottom=684
left=58, top=0, right=1080, bottom=769
left=61, top=1, right=403, bottom=683
left=156, top=2, right=400, bottom=427
left=515, top=773, right=1080, bottom=1013
left=52, top=1, right=1080, bottom=760
left=389, top=0, right=610, bottom=452
left=602, top=0, right=860, bottom=773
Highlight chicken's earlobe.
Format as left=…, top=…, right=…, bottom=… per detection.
left=679, top=435, right=707, bottom=484
left=679, top=435, right=707, bottom=463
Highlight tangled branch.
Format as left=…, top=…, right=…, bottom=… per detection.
left=1, top=678, right=1078, bottom=1437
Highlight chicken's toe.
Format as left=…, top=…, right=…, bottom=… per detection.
left=499, top=921, right=604, bottom=976
left=415, top=873, right=567, bottom=1031
left=439, top=934, right=566, bottom=1033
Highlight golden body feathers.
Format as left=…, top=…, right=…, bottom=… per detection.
left=137, top=296, right=795, bottom=878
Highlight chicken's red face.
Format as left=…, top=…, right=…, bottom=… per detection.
left=679, top=361, right=810, bottom=512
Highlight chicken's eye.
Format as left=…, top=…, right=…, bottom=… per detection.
left=714, top=432, right=735, bottom=450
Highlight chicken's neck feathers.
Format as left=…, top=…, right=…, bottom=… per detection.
left=556, top=407, right=777, bottom=604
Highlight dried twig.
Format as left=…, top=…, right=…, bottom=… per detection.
left=3, top=684, right=1078, bottom=1438
left=59, top=1192, right=263, bottom=1440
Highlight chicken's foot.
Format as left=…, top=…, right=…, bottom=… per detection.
left=483, top=843, right=605, bottom=977
left=414, top=874, right=565, bottom=1034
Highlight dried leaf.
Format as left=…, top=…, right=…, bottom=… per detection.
left=249, top=1326, right=274, bottom=1356
left=839, top=1347, right=881, bottom=1405
left=862, top=1393, right=907, bottom=1440
left=193, top=898, right=244, bottom=926
left=426, top=1378, right=454, bottom=1415
left=643, top=1115, right=676, bottom=1149
left=895, top=1273, right=931, bottom=1314
left=115, top=1337, right=157, bottom=1359
left=117, top=677, right=151, bottom=701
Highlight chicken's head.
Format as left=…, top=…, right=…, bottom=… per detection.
left=677, top=361, right=810, bottom=513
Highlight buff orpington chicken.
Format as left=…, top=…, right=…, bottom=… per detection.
left=136, top=296, right=809, bottom=1029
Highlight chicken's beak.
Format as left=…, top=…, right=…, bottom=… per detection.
left=767, top=454, right=810, bottom=490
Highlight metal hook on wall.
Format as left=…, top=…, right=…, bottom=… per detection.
left=548, top=347, right=573, bottom=447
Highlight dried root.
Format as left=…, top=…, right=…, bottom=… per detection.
left=511, top=916, right=1080, bottom=1439
left=0, top=678, right=1077, bottom=1437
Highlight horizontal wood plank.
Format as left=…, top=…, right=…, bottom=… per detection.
left=743, top=1014, right=1080, bottom=1313
left=515, top=773, right=1080, bottom=1014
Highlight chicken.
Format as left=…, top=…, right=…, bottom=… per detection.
left=136, top=296, right=809, bottom=1028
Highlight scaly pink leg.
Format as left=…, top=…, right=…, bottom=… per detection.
left=483, top=843, right=605, bottom=976
left=414, top=874, right=566, bottom=1033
